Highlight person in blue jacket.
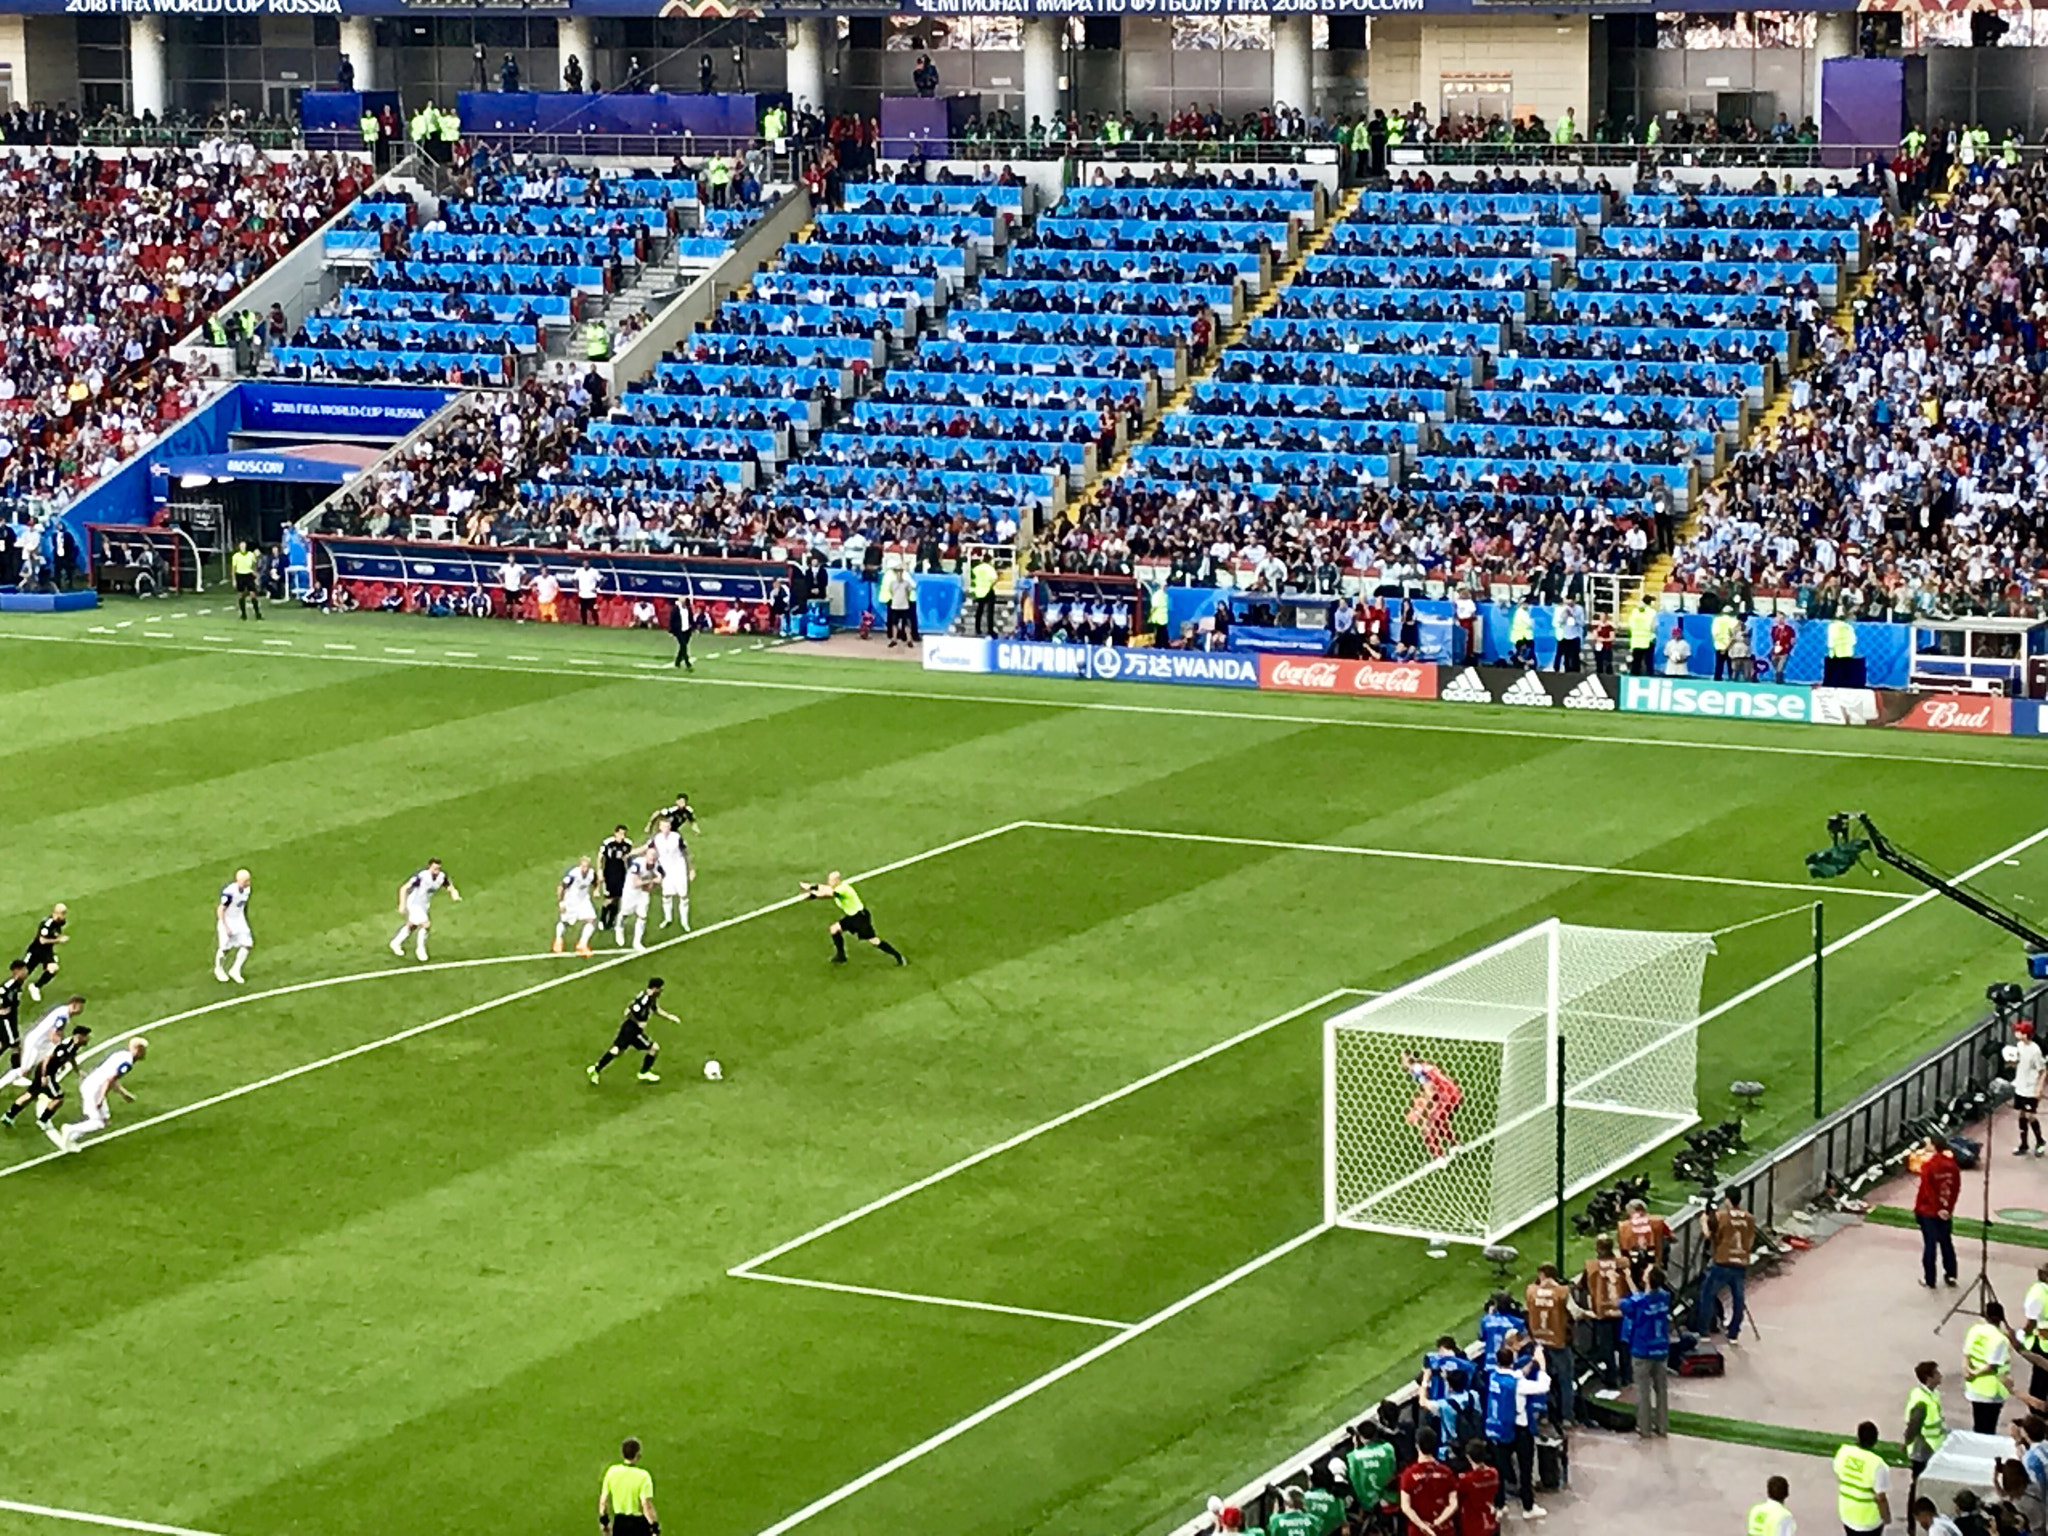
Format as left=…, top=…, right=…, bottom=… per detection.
left=1618, top=1266, right=1672, bottom=1438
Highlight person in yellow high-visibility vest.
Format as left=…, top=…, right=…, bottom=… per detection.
left=1148, top=583, right=1169, bottom=647
left=1746, top=1474, right=1794, bottom=1536
left=2017, top=1259, right=2048, bottom=1400
left=231, top=542, right=262, bottom=622
left=1710, top=609, right=1740, bottom=681
left=969, top=553, right=997, bottom=637
left=1627, top=598, right=1658, bottom=676
left=1964, top=1300, right=2014, bottom=1433
left=1833, top=1420, right=1891, bottom=1536
left=1509, top=600, right=1536, bottom=668
left=1904, top=1360, right=1946, bottom=1504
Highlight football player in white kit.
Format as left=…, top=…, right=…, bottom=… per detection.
left=214, top=868, right=254, bottom=984
left=0, top=995, right=86, bottom=1090
left=615, top=846, right=658, bottom=952
left=390, top=858, right=461, bottom=962
left=652, top=818, right=692, bottom=932
left=554, top=856, right=599, bottom=956
left=58, top=1037, right=146, bottom=1153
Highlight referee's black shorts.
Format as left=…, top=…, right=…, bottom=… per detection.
left=235, top=573, right=256, bottom=592
left=840, top=909, right=877, bottom=941
left=612, top=1516, right=653, bottom=1536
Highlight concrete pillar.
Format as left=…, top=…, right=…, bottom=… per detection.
left=786, top=16, right=825, bottom=116
left=1023, top=17, right=1061, bottom=131
left=557, top=14, right=593, bottom=92
left=340, top=15, right=376, bottom=93
left=1271, top=14, right=1312, bottom=116
left=1812, top=10, right=1857, bottom=132
left=128, top=15, right=166, bottom=119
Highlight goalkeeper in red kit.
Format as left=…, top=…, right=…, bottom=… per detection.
left=1400, top=1050, right=1463, bottom=1161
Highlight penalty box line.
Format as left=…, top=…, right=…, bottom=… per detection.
left=0, top=1497, right=228, bottom=1536
left=0, top=822, right=1032, bottom=1180
left=727, top=988, right=1370, bottom=1330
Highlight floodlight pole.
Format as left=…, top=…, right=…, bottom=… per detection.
left=1812, top=902, right=1825, bottom=1119
left=1555, top=1032, right=1568, bottom=1272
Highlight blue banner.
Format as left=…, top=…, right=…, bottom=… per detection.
left=986, top=640, right=1257, bottom=688
left=236, top=382, right=453, bottom=440
left=158, top=451, right=358, bottom=485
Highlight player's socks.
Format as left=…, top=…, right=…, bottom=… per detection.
left=389, top=929, right=407, bottom=955
left=416, top=938, right=429, bottom=961
left=677, top=899, right=690, bottom=932
left=878, top=940, right=905, bottom=964
left=576, top=923, right=595, bottom=955
left=552, top=927, right=566, bottom=954
left=832, top=932, right=847, bottom=961
left=631, top=916, right=647, bottom=950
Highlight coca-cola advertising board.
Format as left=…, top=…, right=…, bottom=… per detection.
left=1886, top=693, right=2014, bottom=735
left=1257, top=655, right=1441, bottom=700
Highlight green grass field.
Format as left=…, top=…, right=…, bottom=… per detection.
left=0, top=596, right=2043, bottom=1536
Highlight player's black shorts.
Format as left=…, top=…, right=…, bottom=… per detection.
left=613, top=1516, right=653, bottom=1536
left=839, top=909, right=876, bottom=941
left=2020, top=1094, right=2041, bottom=1113
left=22, top=948, right=51, bottom=971
left=33, top=1084, right=61, bottom=1107
left=613, top=1024, right=654, bottom=1052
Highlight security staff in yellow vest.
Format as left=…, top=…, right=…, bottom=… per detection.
left=204, top=314, right=229, bottom=348
left=1710, top=610, right=1740, bottom=681
left=1823, top=617, right=1858, bottom=687
left=1904, top=1360, right=1946, bottom=1500
left=1964, top=1300, right=2014, bottom=1432
left=584, top=320, right=611, bottom=361
left=1746, top=1474, right=1794, bottom=1536
left=1148, top=583, right=1169, bottom=647
left=1834, top=1420, right=1891, bottom=1535
left=1903, top=125, right=1927, bottom=157
left=1627, top=599, right=1658, bottom=676
left=969, top=554, right=998, bottom=637
left=360, top=110, right=379, bottom=150
left=2018, top=1260, right=2048, bottom=1398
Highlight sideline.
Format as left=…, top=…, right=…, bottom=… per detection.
left=2, top=625, right=2042, bottom=776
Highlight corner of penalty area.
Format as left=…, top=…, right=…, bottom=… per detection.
left=1323, top=917, right=1717, bottom=1251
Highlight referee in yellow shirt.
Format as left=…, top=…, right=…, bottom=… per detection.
left=599, top=1437, right=659, bottom=1536
left=231, top=542, right=262, bottom=621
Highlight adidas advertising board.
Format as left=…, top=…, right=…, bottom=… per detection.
left=1434, top=667, right=1620, bottom=708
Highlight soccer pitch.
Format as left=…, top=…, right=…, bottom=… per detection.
left=1, top=600, right=2044, bottom=1536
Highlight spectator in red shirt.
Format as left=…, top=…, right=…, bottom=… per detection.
left=1768, top=614, right=1797, bottom=682
left=1456, top=1440, right=1501, bottom=1536
left=1398, top=1427, right=1460, bottom=1536
left=1913, top=1131, right=1961, bottom=1290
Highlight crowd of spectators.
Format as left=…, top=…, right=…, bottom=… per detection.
left=0, top=139, right=363, bottom=504
left=1672, top=158, right=2048, bottom=619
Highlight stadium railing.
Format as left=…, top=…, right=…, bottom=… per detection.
left=1165, top=978, right=2048, bottom=1536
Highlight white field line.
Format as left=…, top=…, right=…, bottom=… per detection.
left=1020, top=821, right=1906, bottom=901
left=0, top=823, right=1030, bottom=1178
left=733, top=1271, right=1132, bottom=1330
left=751, top=1222, right=1334, bottom=1536
left=0, top=1498, right=228, bottom=1536
left=728, top=988, right=1363, bottom=1277
left=2, top=627, right=2043, bottom=775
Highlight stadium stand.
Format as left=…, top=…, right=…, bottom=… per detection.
left=1669, top=158, right=2048, bottom=620
left=0, top=140, right=365, bottom=503
left=274, top=147, right=773, bottom=387
left=1047, top=161, right=1886, bottom=611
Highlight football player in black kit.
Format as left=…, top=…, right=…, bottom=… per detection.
left=645, top=792, right=697, bottom=841
left=20, top=903, right=67, bottom=1001
left=0, top=959, right=25, bottom=1075
left=597, top=825, right=634, bottom=931
left=587, top=978, right=679, bottom=1085
left=3, top=1020, right=88, bottom=1135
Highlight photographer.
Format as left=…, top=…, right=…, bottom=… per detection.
left=1696, top=1188, right=1756, bottom=1344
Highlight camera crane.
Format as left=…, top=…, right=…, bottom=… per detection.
left=1808, top=812, right=2048, bottom=975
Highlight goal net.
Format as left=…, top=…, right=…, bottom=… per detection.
left=1325, top=919, right=1715, bottom=1246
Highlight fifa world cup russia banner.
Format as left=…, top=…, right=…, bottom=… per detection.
left=1257, top=655, right=1440, bottom=700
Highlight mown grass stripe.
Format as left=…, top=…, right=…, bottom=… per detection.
left=1669, top=1408, right=1906, bottom=1465
left=1865, top=1202, right=2048, bottom=1250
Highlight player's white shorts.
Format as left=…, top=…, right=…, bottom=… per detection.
left=72, top=1093, right=112, bottom=1138
left=217, top=916, right=253, bottom=950
left=404, top=899, right=433, bottom=928
left=660, top=868, right=689, bottom=898
left=561, top=893, right=597, bottom=925
left=619, top=887, right=650, bottom=919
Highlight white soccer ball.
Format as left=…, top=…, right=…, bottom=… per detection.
left=703, top=1059, right=723, bottom=1081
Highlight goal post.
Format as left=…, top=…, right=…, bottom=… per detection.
left=1324, top=920, right=1716, bottom=1247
